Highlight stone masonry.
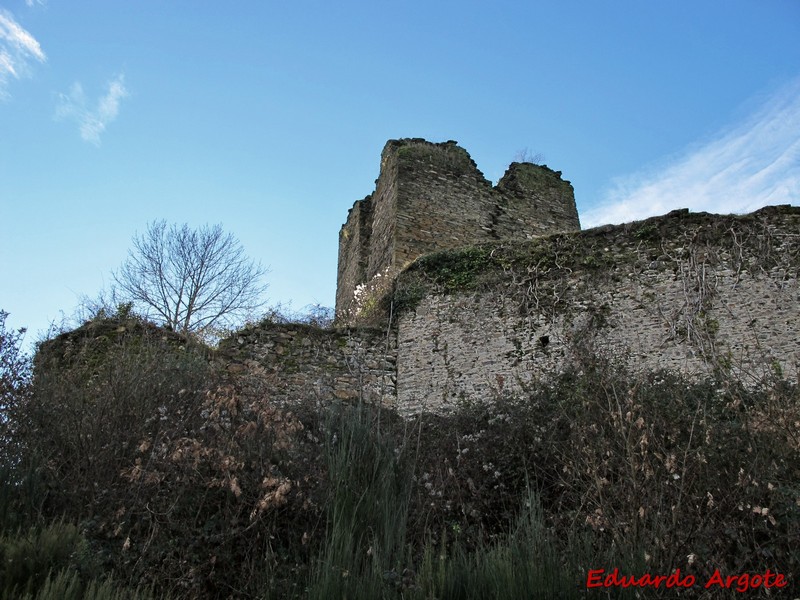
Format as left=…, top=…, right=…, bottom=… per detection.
left=219, top=141, right=798, bottom=416
left=335, top=139, right=581, bottom=322
left=219, top=322, right=396, bottom=408
left=394, top=207, right=800, bottom=413
left=41, top=141, right=800, bottom=418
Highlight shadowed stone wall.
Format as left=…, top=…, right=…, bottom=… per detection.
left=219, top=322, right=396, bottom=407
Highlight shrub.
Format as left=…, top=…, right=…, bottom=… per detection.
left=0, top=310, right=31, bottom=470
left=0, top=521, right=156, bottom=600
left=20, top=318, right=211, bottom=518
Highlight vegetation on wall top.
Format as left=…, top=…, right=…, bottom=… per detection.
left=389, top=205, right=800, bottom=318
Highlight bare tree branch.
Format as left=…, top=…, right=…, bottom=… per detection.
left=113, top=221, right=268, bottom=336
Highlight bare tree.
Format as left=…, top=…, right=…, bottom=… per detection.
left=113, top=221, right=268, bottom=335
left=1, top=310, right=30, bottom=464
left=513, top=148, right=545, bottom=165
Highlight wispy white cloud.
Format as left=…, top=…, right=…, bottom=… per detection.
left=56, top=74, right=128, bottom=146
left=0, top=9, right=46, bottom=97
left=582, top=78, right=800, bottom=228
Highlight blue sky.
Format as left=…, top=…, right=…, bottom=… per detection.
left=1, top=1, right=799, bottom=343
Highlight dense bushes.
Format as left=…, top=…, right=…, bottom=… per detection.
left=23, top=318, right=210, bottom=518
left=0, top=310, right=31, bottom=485
left=0, top=313, right=157, bottom=599
left=17, top=317, right=311, bottom=596
left=0, top=521, right=159, bottom=599
left=1, top=314, right=797, bottom=597
left=407, top=364, right=799, bottom=590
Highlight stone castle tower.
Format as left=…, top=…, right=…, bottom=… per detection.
left=335, top=138, right=581, bottom=321
left=215, top=139, right=797, bottom=414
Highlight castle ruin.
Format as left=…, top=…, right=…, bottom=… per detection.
left=336, top=139, right=581, bottom=321
left=218, top=139, right=799, bottom=415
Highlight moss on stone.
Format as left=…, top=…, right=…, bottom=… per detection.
left=394, top=139, right=478, bottom=176
left=497, top=162, right=571, bottom=195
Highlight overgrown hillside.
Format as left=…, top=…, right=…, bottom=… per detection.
left=1, top=310, right=798, bottom=598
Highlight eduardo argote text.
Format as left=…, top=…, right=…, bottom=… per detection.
left=586, top=568, right=788, bottom=593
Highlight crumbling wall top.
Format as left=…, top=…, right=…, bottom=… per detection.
left=384, top=138, right=490, bottom=183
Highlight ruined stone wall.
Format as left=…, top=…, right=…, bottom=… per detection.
left=365, top=149, right=400, bottom=282
left=271, top=136, right=797, bottom=415
left=219, top=322, right=396, bottom=407
left=335, top=139, right=580, bottom=321
left=335, top=196, right=373, bottom=316
left=391, top=140, right=494, bottom=268
left=394, top=206, right=800, bottom=414
left=494, top=162, right=580, bottom=238
left=228, top=207, right=798, bottom=416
